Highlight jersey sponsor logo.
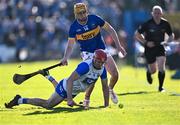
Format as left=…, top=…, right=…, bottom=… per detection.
left=76, top=26, right=100, bottom=40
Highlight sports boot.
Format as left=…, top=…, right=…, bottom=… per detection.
left=5, top=95, right=21, bottom=108
left=146, top=71, right=152, bottom=84
left=109, top=89, right=118, bottom=104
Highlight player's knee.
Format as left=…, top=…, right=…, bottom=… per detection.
left=42, top=101, right=54, bottom=109
left=151, top=69, right=156, bottom=74
left=149, top=67, right=156, bottom=74
left=158, top=66, right=165, bottom=72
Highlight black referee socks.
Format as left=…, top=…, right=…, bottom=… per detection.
left=158, top=71, right=165, bottom=89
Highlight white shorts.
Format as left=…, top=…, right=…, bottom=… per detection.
left=80, top=49, right=111, bottom=61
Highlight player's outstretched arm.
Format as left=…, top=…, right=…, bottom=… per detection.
left=102, top=22, right=127, bottom=57
left=101, top=78, right=109, bottom=107
left=61, top=39, right=75, bottom=65
left=82, top=84, right=95, bottom=109
left=66, top=71, right=80, bottom=107
left=166, top=34, right=174, bottom=43
left=84, top=84, right=94, bottom=100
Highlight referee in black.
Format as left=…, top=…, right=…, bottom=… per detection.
left=135, top=5, right=174, bottom=92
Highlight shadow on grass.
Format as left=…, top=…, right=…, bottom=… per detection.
left=0, top=106, right=42, bottom=112
left=118, top=91, right=156, bottom=96
left=23, top=106, right=105, bottom=116
left=169, top=93, right=180, bottom=96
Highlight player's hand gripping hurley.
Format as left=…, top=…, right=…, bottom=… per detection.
left=13, top=63, right=63, bottom=85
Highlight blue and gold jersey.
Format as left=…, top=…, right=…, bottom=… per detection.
left=69, top=14, right=106, bottom=53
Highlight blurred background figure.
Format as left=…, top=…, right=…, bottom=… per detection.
left=166, top=29, right=180, bottom=79
left=0, top=0, right=179, bottom=78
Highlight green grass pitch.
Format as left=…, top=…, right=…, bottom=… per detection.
left=0, top=60, right=180, bottom=125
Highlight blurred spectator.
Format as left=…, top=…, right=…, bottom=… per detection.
left=0, top=0, right=179, bottom=63
left=166, top=29, right=180, bottom=79
left=166, top=41, right=180, bottom=79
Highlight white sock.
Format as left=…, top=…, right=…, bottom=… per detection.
left=18, top=98, right=23, bottom=104
left=109, top=89, right=113, bottom=93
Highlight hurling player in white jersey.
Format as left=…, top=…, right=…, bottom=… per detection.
left=5, top=49, right=109, bottom=109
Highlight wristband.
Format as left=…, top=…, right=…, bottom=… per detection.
left=46, top=76, right=55, bottom=82
left=83, top=99, right=90, bottom=107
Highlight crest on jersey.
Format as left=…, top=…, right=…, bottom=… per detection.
left=83, top=25, right=89, bottom=31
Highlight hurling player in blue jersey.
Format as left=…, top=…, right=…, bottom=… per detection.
left=60, top=2, right=126, bottom=106
left=5, top=49, right=109, bottom=109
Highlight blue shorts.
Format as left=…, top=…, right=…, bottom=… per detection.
left=55, top=79, right=77, bottom=98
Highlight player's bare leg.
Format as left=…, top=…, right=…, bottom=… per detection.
left=5, top=92, right=64, bottom=109
left=26, top=92, right=64, bottom=109
left=39, top=70, right=58, bottom=88
left=105, top=56, right=119, bottom=104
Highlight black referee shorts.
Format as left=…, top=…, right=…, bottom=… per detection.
left=144, top=45, right=165, bottom=64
